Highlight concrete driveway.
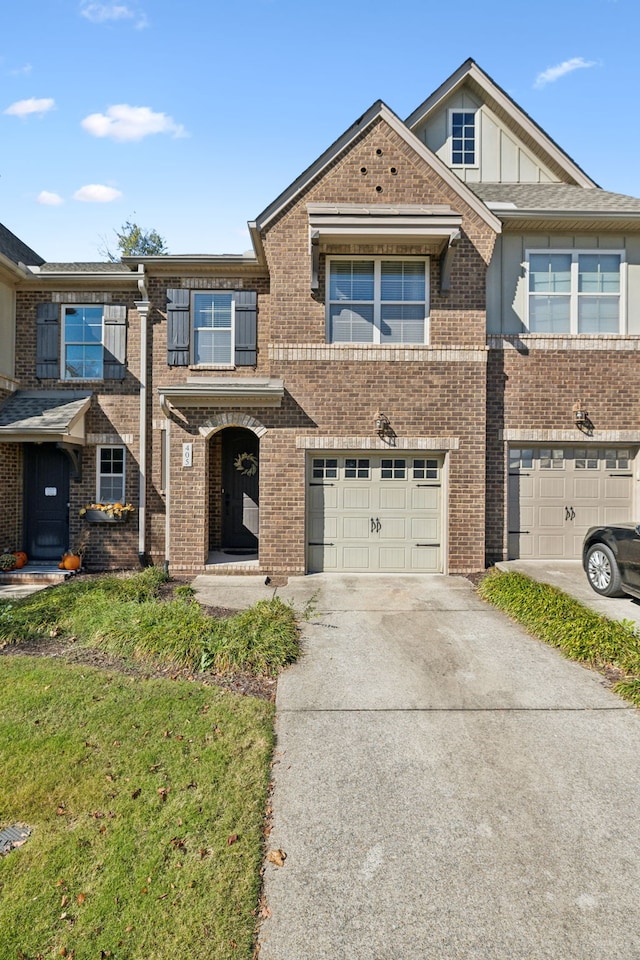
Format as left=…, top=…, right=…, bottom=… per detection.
left=193, top=573, right=640, bottom=960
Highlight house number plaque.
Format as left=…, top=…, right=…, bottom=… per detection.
left=44, top=487, right=57, bottom=497
left=182, top=443, right=193, bottom=468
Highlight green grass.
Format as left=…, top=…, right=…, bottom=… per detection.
left=0, top=568, right=302, bottom=958
left=0, top=657, right=274, bottom=959
left=477, top=570, right=640, bottom=706
left=0, top=568, right=300, bottom=676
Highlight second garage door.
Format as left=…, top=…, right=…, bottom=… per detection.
left=307, top=453, right=443, bottom=573
left=508, top=445, right=635, bottom=559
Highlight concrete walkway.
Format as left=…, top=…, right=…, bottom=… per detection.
left=193, top=573, right=640, bottom=959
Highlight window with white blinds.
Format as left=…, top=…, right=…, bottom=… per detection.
left=328, top=258, right=429, bottom=344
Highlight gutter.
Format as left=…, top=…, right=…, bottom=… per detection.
left=134, top=265, right=150, bottom=566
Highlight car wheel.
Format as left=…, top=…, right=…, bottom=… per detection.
left=585, top=543, right=624, bottom=597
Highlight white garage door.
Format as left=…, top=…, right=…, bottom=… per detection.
left=307, top=453, right=443, bottom=573
left=508, top=446, right=635, bottom=559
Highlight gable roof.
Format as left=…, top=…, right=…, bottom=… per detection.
left=250, top=99, right=502, bottom=248
left=405, top=58, right=598, bottom=190
left=0, top=222, right=44, bottom=269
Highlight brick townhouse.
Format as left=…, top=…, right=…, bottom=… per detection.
left=1, top=58, right=639, bottom=576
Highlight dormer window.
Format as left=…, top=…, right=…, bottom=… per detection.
left=449, top=110, right=477, bottom=166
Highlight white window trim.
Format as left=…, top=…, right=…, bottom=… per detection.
left=96, top=444, right=126, bottom=504
left=61, top=304, right=105, bottom=381
left=326, top=256, right=430, bottom=345
left=191, top=291, right=236, bottom=368
left=448, top=107, right=479, bottom=169
left=525, top=248, right=626, bottom=335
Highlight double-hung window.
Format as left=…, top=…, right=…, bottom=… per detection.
left=527, top=250, right=624, bottom=334
left=97, top=446, right=125, bottom=503
left=449, top=109, right=477, bottom=167
left=328, top=258, right=428, bottom=344
left=63, top=306, right=104, bottom=379
left=192, top=292, right=234, bottom=365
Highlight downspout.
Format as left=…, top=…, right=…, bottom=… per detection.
left=135, top=264, right=150, bottom=566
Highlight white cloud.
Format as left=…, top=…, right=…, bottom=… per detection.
left=9, top=63, right=32, bottom=77
left=73, top=184, right=123, bottom=203
left=534, top=57, right=597, bottom=89
left=4, top=97, right=55, bottom=117
left=81, top=104, right=187, bottom=142
left=80, top=2, right=148, bottom=28
left=37, top=191, right=64, bottom=206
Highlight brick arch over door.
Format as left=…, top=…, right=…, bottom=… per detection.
left=199, top=413, right=268, bottom=440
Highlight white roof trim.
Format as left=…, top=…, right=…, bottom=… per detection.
left=405, top=59, right=597, bottom=190
left=254, top=101, right=501, bottom=235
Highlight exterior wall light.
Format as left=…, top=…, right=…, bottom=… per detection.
left=573, top=400, right=593, bottom=436
left=573, top=401, right=588, bottom=425
left=375, top=411, right=392, bottom=438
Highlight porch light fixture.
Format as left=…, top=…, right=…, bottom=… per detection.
left=573, top=400, right=593, bottom=436
left=573, top=401, right=588, bottom=426
left=375, top=411, right=392, bottom=438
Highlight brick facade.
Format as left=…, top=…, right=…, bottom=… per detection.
left=2, top=64, right=639, bottom=576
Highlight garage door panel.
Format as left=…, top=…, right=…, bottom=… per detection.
left=342, top=547, right=370, bottom=569
left=604, top=505, right=632, bottom=524
left=574, top=478, right=599, bottom=498
left=379, top=517, right=406, bottom=539
left=378, top=547, right=407, bottom=569
left=539, top=477, right=566, bottom=498
left=605, top=477, right=632, bottom=499
left=379, top=487, right=409, bottom=510
left=411, top=487, right=440, bottom=509
left=411, top=517, right=439, bottom=539
left=309, top=486, right=338, bottom=510
left=411, top=546, right=439, bottom=571
left=538, top=535, right=566, bottom=556
left=308, top=453, right=442, bottom=573
left=343, top=486, right=371, bottom=510
left=342, top=517, right=371, bottom=540
left=538, top=506, right=565, bottom=528
left=509, top=446, right=635, bottom=560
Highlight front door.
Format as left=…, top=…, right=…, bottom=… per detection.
left=221, top=429, right=259, bottom=552
left=24, top=444, right=70, bottom=561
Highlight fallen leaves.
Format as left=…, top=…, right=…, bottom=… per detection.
left=266, top=849, right=286, bottom=867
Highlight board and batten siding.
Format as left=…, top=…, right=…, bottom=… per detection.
left=412, top=91, right=558, bottom=184
left=486, top=233, right=640, bottom=336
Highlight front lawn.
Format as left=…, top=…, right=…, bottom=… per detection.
left=0, top=569, right=299, bottom=959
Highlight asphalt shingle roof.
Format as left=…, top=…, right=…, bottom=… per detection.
left=0, top=223, right=44, bottom=266
left=38, top=262, right=134, bottom=273
left=468, top=183, right=640, bottom=213
left=0, top=391, right=92, bottom=434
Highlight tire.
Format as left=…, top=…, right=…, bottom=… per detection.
left=585, top=543, right=624, bottom=597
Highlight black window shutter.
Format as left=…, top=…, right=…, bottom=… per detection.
left=36, top=303, right=59, bottom=379
left=233, top=291, right=257, bottom=366
left=103, top=305, right=127, bottom=380
left=167, top=288, right=190, bottom=366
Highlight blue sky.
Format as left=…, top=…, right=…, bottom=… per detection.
left=1, top=0, right=637, bottom=262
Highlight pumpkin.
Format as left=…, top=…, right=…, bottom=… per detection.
left=12, top=551, right=27, bottom=569
left=58, top=561, right=65, bottom=569
left=63, top=554, right=81, bottom=571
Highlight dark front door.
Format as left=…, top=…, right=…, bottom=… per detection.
left=24, top=444, right=70, bottom=561
left=221, top=429, right=259, bottom=552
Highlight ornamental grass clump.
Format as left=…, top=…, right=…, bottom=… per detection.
left=477, top=570, right=640, bottom=706
left=201, top=597, right=299, bottom=677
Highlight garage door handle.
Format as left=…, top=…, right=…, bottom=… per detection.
left=570, top=506, right=575, bottom=521
left=376, top=518, right=381, bottom=532
left=371, top=517, right=376, bottom=533
left=565, top=506, right=571, bottom=521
